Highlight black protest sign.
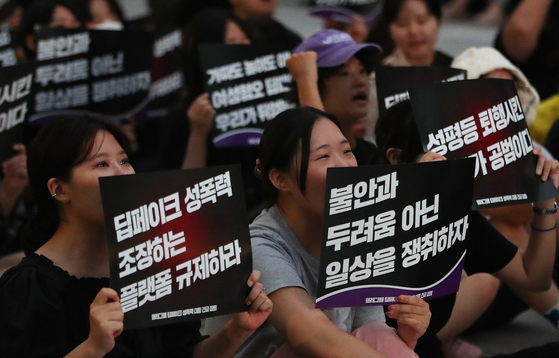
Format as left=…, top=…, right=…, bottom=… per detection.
left=0, top=62, right=34, bottom=164
left=316, top=159, right=474, bottom=309
left=409, top=79, right=557, bottom=210
left=199, top=44, right=295, bottom=147
left=375, top=66, right=466, bottom=115
left=0, top=25, right=17, bottom=68
left=100, top=165, right=252, bottom=330
left=29, top=28, right=154, bottom=124
left=309, top=0, right=382, bottom=26
left=147, top=28, right=183, bottom=117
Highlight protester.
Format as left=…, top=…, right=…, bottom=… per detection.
left=287, top=29, right=381, bottom=165
left=0, top=115, right=272, bottom=357
left=371, top=100, right=559, bottom=358
left=450, top=46, right=559, bottom=337
left=230, top=106, right=431, bottom=358
left=159, top=8, right=266, bottom=216
left=0, top=0, right=27, bottom=30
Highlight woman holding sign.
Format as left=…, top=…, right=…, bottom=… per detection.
left=0, top=115, right=272, bottom=358
left=371, top=100, right=559, bottom=358
left=160, top=8, right=267, bottom=216
left=235, top=106, right=431, bottom=358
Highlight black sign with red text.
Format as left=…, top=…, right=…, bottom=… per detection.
left=100, top=165, right=252, bottom=330
left=409, top=79, right=558, bottom=209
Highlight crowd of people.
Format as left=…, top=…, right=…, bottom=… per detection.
left=1, top=0, right=559, bottom=357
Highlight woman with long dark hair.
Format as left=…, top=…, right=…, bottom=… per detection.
left=0, top=115, right=272, bottom=358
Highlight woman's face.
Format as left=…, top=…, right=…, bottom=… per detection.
left=88, top=0, right=120, bottom=27
left=389, top=0, right=440, bottom=65
left=62, top=130, right=134, bottom=226
left=49, top=5, right=81, bottom=29
left=321, top=57, right=370, bottom=125
left=224, top=21, right=251, bottom=45
left=288, top=118, right=357, bottom=216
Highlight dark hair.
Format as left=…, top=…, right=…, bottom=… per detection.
left=382, top=0, right=443, bottom=24
left=18, top=0, right=90, bottom=59
left=256, top=106, right=341, bottom=204
left=182, top=8, right=251, bottom=99
left=23, top=115, right=129, bottom=255
left=369, top=100, right=424, bottom=165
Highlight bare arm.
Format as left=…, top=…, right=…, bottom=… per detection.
left=494, top=147, right=559, bottom=290
left=192, top=271, right=273, bottom=358
left=501, top=0, right=553, bottom=62
left=182, top=93, right=215, bottom=169
left=267, top=286, right=388, bottom=358
left=286, top=52, right=325, bottom=111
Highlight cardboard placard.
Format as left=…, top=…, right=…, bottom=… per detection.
left=101, top=165, right=252, bottom=329
left=409, top=79, right=558, bottom=209
left=199, top=44, right=295, bottom=147
left=0, top=62, right=34, bottom=163
left=147, top=28, right=184, bottom=118
left=29, top=28, right=154, bottom=124
left=316, top=159, right=474, bottom=309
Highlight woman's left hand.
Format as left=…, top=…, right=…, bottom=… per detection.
left=231, top=270, right=273, bottom=332
left=534, top=145, right=559, bottom=188
left=419, top=151, right=446, bottom=163
left=386, top=295, right=431, bottom=349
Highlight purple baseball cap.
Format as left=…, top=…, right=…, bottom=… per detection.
left=293, top=29, right=382, bottom=68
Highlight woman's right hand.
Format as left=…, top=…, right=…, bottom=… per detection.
left=286, top=51, right=318, bottom=85
left=84, top=288, right=124, bottom=356
left=187, top=93, right=216, bottom=137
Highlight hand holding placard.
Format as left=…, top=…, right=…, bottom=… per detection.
left=231, top=270, right=273, bottom=332
left=386, top=295, right=431, bottom=350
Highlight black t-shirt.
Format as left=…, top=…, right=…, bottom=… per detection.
left=0, top=254, right=206, bottom=358
left=387, top=211, right=518, bottom=358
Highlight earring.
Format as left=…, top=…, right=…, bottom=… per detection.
left=51, top=193, right=57, bottom=198
left=64, top=197, right=68, bottom=202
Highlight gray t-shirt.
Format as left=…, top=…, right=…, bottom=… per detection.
left=229, top=205, right=385, bottom=358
